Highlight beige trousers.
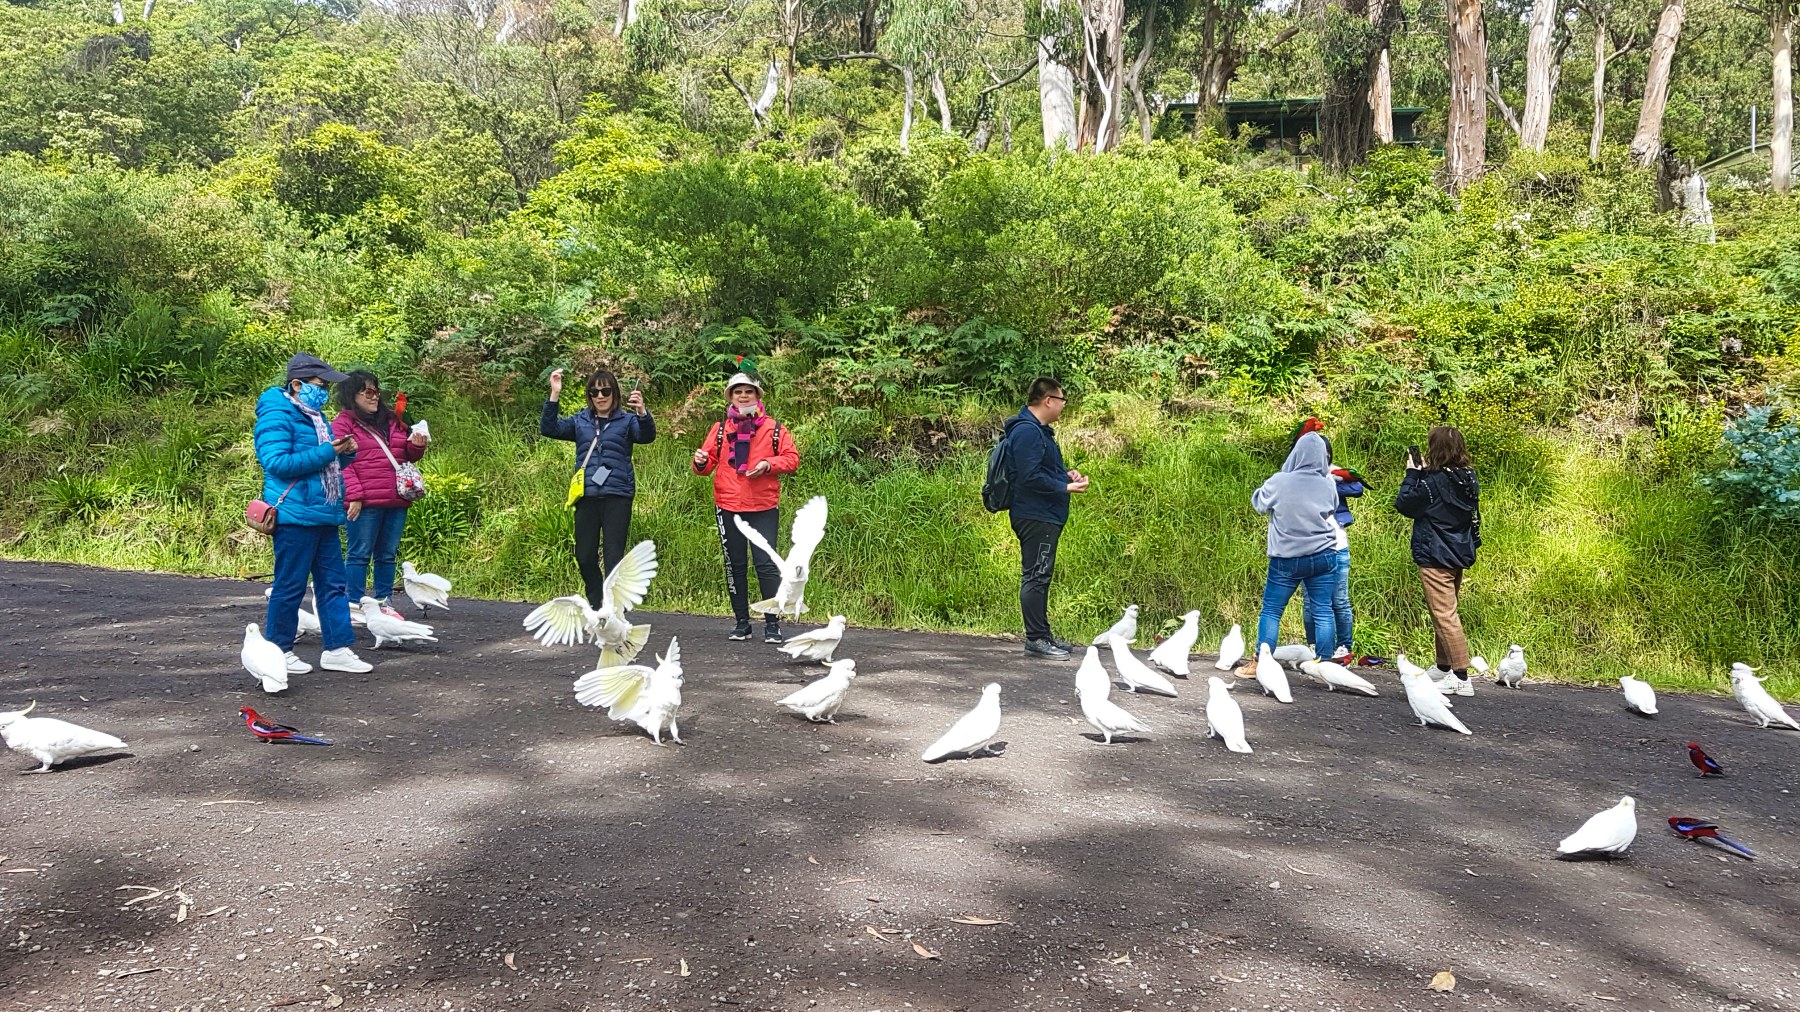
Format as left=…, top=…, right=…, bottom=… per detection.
left=1418, top=567, right=1469, bottom=671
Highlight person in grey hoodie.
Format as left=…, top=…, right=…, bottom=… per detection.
left=1249, top=431, right=1342, bottom=660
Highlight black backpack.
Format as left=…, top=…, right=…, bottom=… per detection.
left=980, top=427, right=1014, bottom=513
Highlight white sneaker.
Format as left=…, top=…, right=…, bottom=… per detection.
left=283, top=651, right=313, bottom=675
left=1435, top=668, right=1475, bottom=697
left=320, top=647, right=373, bottom=673
left=1428, top=666, right=1457, bottom=694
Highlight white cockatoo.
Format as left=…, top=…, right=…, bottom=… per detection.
left=240, top=623, right=289, bottom=694
left=1299, top=658, right=1380, bottom=696
left=777, top=659, right=857, bottom=723
left=1148, top=610, right=1200, bottom=676
left=1093, top=605, right=1139, bottom=647
left=1106, top=634, right=1177, bottom=696
left=573, top=637, right=685, bottom=744
left=1619, top=675, right=1658, bottom=716
left=1395, top=652, right=1428, bottom=679
left=1205, top=676, right=1252, bottom=753
left=0, top=702, right=127, bottom=773
left=1557, top=796, right=1638, bottom=858
left=1074, top=647, right=1149, bottom=744
left=1253, top=644, right=1293, bottom=703
left=358, top=597, right=437, bottom=648
left=265, top=587, right=320, bottom=638
left=735, top=496, right=828, bottom=618
left=1271, top=643, right=1316, bottom=668
left=1214, top=624, right=1245, bottom=670
left=524, top=539, right=658, bottom=667
left=920, top=683, right=1002, bottom=762
left=400, top=562, right=452, bottom=613
left=778, top=614, right=847, bottom=663
left=1400, top=670, right=1472, bottom=734
left=1729, top=663, right=1800, bottom=730
left=1495, top=645, right=1527, bottom=688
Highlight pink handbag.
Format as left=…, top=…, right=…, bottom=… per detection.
left=245, top=482, right=297, bottom=535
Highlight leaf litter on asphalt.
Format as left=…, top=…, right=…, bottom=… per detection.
left=1429, top=970, right=1456, bottom=992
left=911, top=942, right=940, bottom=960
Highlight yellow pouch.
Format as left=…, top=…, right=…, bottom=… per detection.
left=565, top=470, right=585, bottom=509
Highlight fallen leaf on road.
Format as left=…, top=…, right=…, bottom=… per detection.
left=615, top=957, right=653, bottom=964
left=1428, top=970, right=1456, bottom=992
left=199, top=800, right=261, bottom=807
left=911, top=943, right=940, bottom=960
left=120, top=888, right=165, bottom=907
left=835, top=877, right=865, bottom=885
left=504, top=952, right=516, bottom=971
left=310, top=936, right=338, bottom=948
left=1585, top=996, right=1620, bottom=1003
left=948, top=916, right=1008, bottom=925
left=199, top=906, right=229, bottom=918
left=1214, top=973, right=1245, bottom=983
left=1284, top=865, right=1318, bottom=877
left=1108, top=953, right=1132, bottom=965
left=679, top=958, right=690, bottom=977
left=1463, top=868, right=1480, bottom=877
left=112, top=967, right=171, bottom=979
left=807, top=854, right=819, bottom=865
left=3, top=868, right=40, bottom=874
left=175, top=904, right=188, bottom=923
left=864, top=926, right=889, bottom=942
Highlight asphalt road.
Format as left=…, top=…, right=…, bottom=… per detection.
left=1, top=559, right=1797, bottom=1012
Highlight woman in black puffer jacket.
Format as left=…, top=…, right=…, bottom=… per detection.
left=1394, top=426, right=1481, bottom=695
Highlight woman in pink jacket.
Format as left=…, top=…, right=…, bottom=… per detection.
left=330, top=371, right=428, bottom=617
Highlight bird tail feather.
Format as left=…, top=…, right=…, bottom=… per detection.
left=600, top=624, right=653, bottom=668
left=749, top=596, right=784, bottom=617
left=1713, top=833, right=1757, bottom=859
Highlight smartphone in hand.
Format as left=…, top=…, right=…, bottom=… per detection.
left=1407, top=445, right=1422, bottom=469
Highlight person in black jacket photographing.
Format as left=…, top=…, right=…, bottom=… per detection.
left=1002, top=377, right=1089, bottom=660
left=1394, top=427, right=1481, bottom=696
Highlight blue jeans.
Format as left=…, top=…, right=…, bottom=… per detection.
left=346, top=506, right=409, bottom=601
left=267, top=523, right=356, bottom=652
left=1256, top=549, right=1339, bottom=659
left=1303, top=547, right=1353, bottom=652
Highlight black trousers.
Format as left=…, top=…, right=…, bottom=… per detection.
left=574, top=494, right=633, bottom=608
left=1011, top=515, right=1063, bottom=642
left=716, top=507, right=782, bottom=622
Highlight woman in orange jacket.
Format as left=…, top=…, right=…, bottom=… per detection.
left=691, top=371, right=801, bottom=643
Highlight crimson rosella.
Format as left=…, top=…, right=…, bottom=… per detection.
left=1667, top=817, right=1756, bottom=860
left=1686, top=741, right=1725, bottom=777
left=238, top=707, right=332, bottom=745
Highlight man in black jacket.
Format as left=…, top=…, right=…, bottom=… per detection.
left=1003, top=377, right=1089, bottom=660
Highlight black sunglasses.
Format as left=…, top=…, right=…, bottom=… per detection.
left=590, top=388, right=617, bottom=398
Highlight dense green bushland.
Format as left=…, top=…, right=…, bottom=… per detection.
left=2, top=0, right=1798, bottom=698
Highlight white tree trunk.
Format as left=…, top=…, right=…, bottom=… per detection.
left=1589, top=19, right=1608, bottom=161
left=1446, top=0, right=1488, bottom=189
left=1630, top=0, right=1686, bottom=167
left=1079, top=0, right=1125, bottom=152
left=754, top=58, right=781, bottom=121
left=493, top=1, right=518, bottom=43
left=1775, top=7, right=1794, bottom=194
left=1037, top=0, right=1078, bottom=151
left=931, top=67, right=952, bottom=132
left=141, top=0, right=155, bottom=19
left=1127, top=0, right=1157, bottom=143
left=1519, top=0, right=1557, bottom=151
left=1371, top=47, right=1394, bottom=143
left=112, top=0, right=125, bottom=24
left=614, top=0, right=637, bottom=37
left=900, top=64, right=916, bottom=151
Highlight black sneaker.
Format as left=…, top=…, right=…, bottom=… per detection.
left=1050, top=636, right=1075, bottom=652
left=1024, top=638, right=1072, bottom=660
left=762, top=620, right=784, bottom=645
left=729, top=620, right=753, bottom=641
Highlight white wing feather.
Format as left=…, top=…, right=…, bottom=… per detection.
left=601, top=540, right=659, bottom=615
left=732, top=515, right=791, bottom=575
left=785, top=496, right=829, bottom=571
left=524, top=595, right=597, bottom=647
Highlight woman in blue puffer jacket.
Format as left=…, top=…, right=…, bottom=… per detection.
left=541, top=367, right=655, bottom=607
left=254, top=353, right=374, bottom=677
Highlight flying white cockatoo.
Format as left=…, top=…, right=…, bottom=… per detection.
left=777, top=659, right=858, bottom=723
left=1299, top=658, right=1380, bottom=697
left=574, top=637, right=685, bottom=745
left=1253, top=644, right=1293, bottom=703
left=524, top=539, right=659, bottom=667
left=0, top=702, right=127, bottom=773
left=1093, top=605, right=1139, bottom=647
left=400, top=562, right=452, bottom=613
left=265, top=587, right=320, bottom=639
left=1148, top=610, right=1200, bottom=677
left=1271, top=643, right=1316, bottom=668
left=1729, top=662, right=1800, bottom=730
left=358, top=597, right=438, bottom=648
left=1495, top=645, right=1527, bottom=688
left=1215, top=624, right=1245, bottom=671
left=1205, top=676, right=1252, bottom=753
left=1557, top=796, right=1638, bottom=858
left=778, top=614, right=847, bottom=664
left=1400, top=670, right=1472, bottom=734
left=735, top=496, right=828, bottom=618
left=240, top=623, right=289, bottom=694
left=1106, top=634, right=1177, bottom=696
left=920, top=683, right=1002, bottom=762
left=1074, top=647, right=1149, bottom=744
left=1619, top=675, right=1658, bottom=716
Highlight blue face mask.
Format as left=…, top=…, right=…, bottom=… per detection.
left=295, top=382, right=330, bottom=411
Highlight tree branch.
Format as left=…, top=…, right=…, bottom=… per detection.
left=817, top=51, right=900, bottom=72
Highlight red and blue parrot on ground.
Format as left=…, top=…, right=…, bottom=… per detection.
left=238, top=707, right=333, bottom=745
left=1667, top=817, right=1756, bottom=860
left=1686, top=741, right=1725, bottom=777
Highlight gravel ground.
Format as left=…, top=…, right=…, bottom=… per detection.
left=1, top=559, right=1798, bottom=1012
